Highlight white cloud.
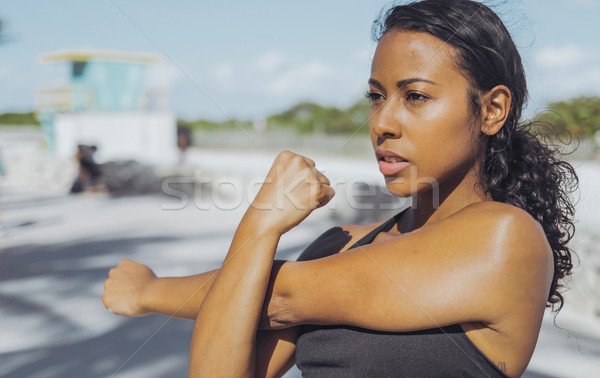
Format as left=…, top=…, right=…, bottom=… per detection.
left=529, top=44, right=600, bottom=108
left=215, top=63, right=235, bottom=83
left=255, top=52, right=287, bottom=73
left=145, top=64, right=178, bottom=88
left=567, top=0, right=599, bottom=7
left=266, top=61, right=332, bottom=95
left=171, top=51, right=370, bottom=119
left=0, top=64, right=10, bottom=78
left=353, top=47, right=375, bottom=65
left=535, top=45, right=596, bottom=69
left=205, top=52, right=361, bottom=100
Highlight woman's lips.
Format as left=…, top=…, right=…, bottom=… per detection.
left=378, top=159, right=410, bottom=175
left=376, top=149, right=410, bottom=175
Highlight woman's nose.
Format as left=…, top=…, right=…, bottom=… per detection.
left=370, top=102, right=402, bottom=140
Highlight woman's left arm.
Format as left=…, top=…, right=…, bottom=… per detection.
left=262, top=201, right=554, bottom=333
left=189, top=151, right=334, bottom=377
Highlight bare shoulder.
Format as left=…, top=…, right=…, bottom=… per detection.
left=456, top=201, right=550, bottom=256
left=457, top=200, right=535, bottom=221
left=453, top=201, right=554, bottom=291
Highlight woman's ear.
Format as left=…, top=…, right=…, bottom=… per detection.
left=480, top=85, right=511, bottom=136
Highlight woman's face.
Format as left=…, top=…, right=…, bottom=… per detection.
left=368, top=30, right=482, bottom=198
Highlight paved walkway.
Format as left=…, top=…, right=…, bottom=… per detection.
left=1, top=191, right=599, bottom=377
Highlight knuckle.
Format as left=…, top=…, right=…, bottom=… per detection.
left=291, top=154, right=305, bottom=164
left=278, top=150, right=294, bottom=159
left=319, top=185, right=329, bottom=197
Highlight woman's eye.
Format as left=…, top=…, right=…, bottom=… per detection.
left=365, top=91, right=385, bottom=103
left=406, top=92, right=429, bottom=103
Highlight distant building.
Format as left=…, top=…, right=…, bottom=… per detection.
left=35, top=48, right=177, bottom=165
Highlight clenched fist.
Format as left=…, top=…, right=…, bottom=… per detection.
left=249, top=150, right=335, bottom=235
left=102, top=259, right=156, bottom=317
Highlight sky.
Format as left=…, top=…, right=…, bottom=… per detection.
left=1, top=0, right=599, bottom=121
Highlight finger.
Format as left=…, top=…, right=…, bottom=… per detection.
left=316, top=186, right=335, bottom=208
left=120, top=258, right=137, bottom=267
left=315, top=171, right=330, bottom=186
left=300, top=157, right=327, bottom=183
left=327, top=186, right=335, bottom=200
left=118, top=259, right=130, bottom=266
left=302, top=156, right=316, bottom=167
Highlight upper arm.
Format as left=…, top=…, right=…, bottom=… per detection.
left=255, top=327, right=298, bottom=378
left=276, top=202, right=552, bottom=332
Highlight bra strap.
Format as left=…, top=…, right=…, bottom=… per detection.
left=348, top=207, right=410, bottom=249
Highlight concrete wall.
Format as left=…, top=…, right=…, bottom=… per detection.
left=53, top=112, right=177, bottom=165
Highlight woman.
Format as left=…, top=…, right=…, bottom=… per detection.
left=102, top=0, right=578, bottom=376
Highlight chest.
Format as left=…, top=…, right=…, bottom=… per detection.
left=295, top=324, right=506, bottom=377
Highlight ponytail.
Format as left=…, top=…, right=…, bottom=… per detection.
left=482, top=121, right=578, bottom=310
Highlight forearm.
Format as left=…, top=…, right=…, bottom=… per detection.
left=190, top=210, right=281, bottom=377
left=188, top=150, right=332, bottom=376
left=136, top=263, right=293, bottom=324
left=141, top=270, right=219, bottom=320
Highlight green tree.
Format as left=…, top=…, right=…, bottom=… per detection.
left=179, top=118, right=252, bottom=131
left=0, top=112, right=40, bottom=126
left=534, top=96, right=600, bottom=139
left=267, top=98, right=371, bottom=135
left=179, top=97, right=372, bottom=135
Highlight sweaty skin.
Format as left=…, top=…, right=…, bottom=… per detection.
left=102, top=30, right=554, bottom=378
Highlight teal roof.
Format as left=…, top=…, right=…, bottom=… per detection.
left=39, top=48, right=161, bottom=65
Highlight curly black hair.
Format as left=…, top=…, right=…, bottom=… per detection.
left=374, top=0, right=579, bottom=311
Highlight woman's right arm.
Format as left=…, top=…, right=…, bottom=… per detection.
left=102, top=259, right=299, bottom=377
left=101, top=222, right=364, bottom=320
left=102, top=258, right=218, bottom=320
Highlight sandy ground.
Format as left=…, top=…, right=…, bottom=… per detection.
left=1, top=129, right=599, bottom=377
left=2, top=191, right=600, bottom=378
left=0, top=190, right=345, bottom=377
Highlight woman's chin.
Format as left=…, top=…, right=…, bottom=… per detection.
left=384, top=180, right=440, bottom=199
left=383, top=182, right=414, bottom=198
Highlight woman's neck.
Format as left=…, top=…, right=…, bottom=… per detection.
left=397, top=167, right=490, bottom=233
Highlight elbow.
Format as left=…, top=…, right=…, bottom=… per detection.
left=259, top=261, right=297, bottom=330
left=263, top=292, right=295, bottom=329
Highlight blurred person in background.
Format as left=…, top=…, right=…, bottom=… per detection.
left=102, top=1, right=579, bottom=376
left=0, top=148, right=5, bottom=237
left=70, top=144, right=103, bottom=194
left=177, top=125, right=192, bottom=165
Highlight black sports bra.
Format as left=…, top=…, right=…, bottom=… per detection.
left=294, top=208, right=508, bottom=377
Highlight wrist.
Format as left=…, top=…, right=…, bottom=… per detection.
left=137, top=277, right=158, bottom=315
left=243, top=206, right=287, bottom=236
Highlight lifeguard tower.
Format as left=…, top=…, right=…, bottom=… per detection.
left=35, top=48, right=177, bottom=165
